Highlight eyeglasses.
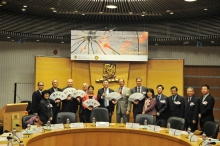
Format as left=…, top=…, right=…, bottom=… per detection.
left=39, top=85, right=44, bottom=86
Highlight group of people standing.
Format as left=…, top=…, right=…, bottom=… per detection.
left=32, top=78, right=215, bottom=132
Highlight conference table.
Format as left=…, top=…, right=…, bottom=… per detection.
left=0, top=123, right=218, bottom=146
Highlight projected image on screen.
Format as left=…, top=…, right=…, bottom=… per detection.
left=71, top=30, right=148, bottom=61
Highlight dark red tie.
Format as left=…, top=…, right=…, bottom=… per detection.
left=120, top=88, right=122, bottom=95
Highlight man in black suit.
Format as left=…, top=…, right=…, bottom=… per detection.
left=184, top=87, right=199, bottom=132
left=167, top=86, right=185, bottom=118
left=155, top=85, right=168, bottom=127
left=198, top=85, right=215, bottom=128
left=48, top=79, right=62, bottom=124
left=97, top=80, right=115, bottom=122
left=32, top=82, right=44, bottom=115
left=131, top=77, right=147, bottom=122
left=78, top=83, right=88, bottom=122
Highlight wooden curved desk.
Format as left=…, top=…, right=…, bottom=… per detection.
left=24, top=124, right=199, bottom=146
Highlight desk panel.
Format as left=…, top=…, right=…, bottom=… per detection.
left=24, top=125, right=198, bottom=146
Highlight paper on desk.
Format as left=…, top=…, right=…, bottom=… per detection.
left=0, top=137, right=7, bottom=141
left=181, top=131, right=188, bottom=135
left=0, top=133, right=12, bottom=137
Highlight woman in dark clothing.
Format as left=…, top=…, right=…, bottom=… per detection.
left=39, top=90, right=53, bottom=125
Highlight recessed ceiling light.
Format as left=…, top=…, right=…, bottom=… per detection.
left=106, top=5, right=117, bottom=9
left=211, top=41, right=214, bottom=43
left=23, top=5, right=27, bottom=8
left=0, top=4, right=2, bottom=6
left=184, top=0, right=197, bottom=2
left=21, top=8, right=26, bottom=11
left=50, top=7, right=55, bottom=10
left=82, top=13, right=85, bottom=15
left=99, top=12, right=103, bottom=14
left=170, top=12, right=174, bottom=14
left=36, top=40, right=39, bottom=42
left=11, top=40, right=14, bottom=42
left=61, top=41, right=64, bottom=44
left=204, top=8, right=208, bottom=11
left=53, top=10, right=57, bottom=13
left=74, top=10, right=78, bottom=13
left=2, top=1, right=6, bottom=4
left=141, top=14, right=145, bottom=17
left=7, top=36, right=10, bottom=38
left=129, top=12, right=133, bottom=15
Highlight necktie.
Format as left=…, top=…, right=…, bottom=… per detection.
left=172, top=96, right=175, bottom=102
left=137, top=87, right=140, bottom=93
left=120, top=87, right=122, bottom=95
left=104, top=89, right=108, bottom=107
left=157, top=95, right=160, bottom=104
left=188, top=97, right=191, bottom=102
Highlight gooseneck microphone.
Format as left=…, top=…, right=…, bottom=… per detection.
left=16, top=124, right=30, bottom=138
left=174, top=123, right=183, bottom=135
left=83, top=116, right=87, bottom=128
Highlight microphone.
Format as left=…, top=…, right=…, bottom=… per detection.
left=16, top=124, right=30, bottom=138
left=174, top=123, right=183, bottom=136
left=83, top=116, right=87, bottom=128
left=14, top=92, right=23, bottom=102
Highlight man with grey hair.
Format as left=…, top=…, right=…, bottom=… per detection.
left=131, top=77, right=147, bottom=122
left=184, top=87, right=199, bottom=132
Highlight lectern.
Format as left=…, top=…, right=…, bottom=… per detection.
left=0, top=103, right=28, bottom=131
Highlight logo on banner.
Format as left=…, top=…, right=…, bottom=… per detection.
left=95, top=64, right=118, bottom=83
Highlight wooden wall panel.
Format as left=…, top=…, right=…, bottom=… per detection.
left=71, top=61, right=91, bottom=89
left=184, top=66, right=220, bottom=76
left=185, top=78, right=220, bottom=87
left=35, top=57, right=72, bottom=90
left=147, top=60, right=184, bottom=96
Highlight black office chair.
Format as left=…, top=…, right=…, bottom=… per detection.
left=90, top=107, right=109, bottom=122
left=156, top=119, right=167, bottom=127
left=135, top=114, right=156, bottom=125
left=202, top=121, right=219, bottom=138
left=56, top=112, right=76, bottom=124
left=21, top=100, right=32, bottom=115
left=22, top=115, right=36, bottom=129
left=167, top=117, right=185, bottom=130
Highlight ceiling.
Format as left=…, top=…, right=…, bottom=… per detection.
left=0, top=0, right=220, bottom=22
left=0, top=0, right=220, bottom=45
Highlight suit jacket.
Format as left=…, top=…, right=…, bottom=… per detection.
left=131, top=86, right=148, bottom=114
left=155, top=94, right=168, bottom=120
left=184, top=95, right=199, bottom=123
left=32, top=90, right=43, bottom=114
left=39, top=98, right=53, bottom=124
left=115, top=86, right=131, bottom=114
left=199, top=94, right=215, bottom=122
left=48, top=87, right=62, bottom=114
left=167, top=94, right=185, bottom=118
left=142, top=97, right=157, bottom=115
left=97, top=88, right=115, bottom=113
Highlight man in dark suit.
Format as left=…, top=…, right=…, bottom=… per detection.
left=198, top=85, right=215, bottom=128
left=167, top=86, right=185, bottom=118
left=184, top=87, right=199, bottom=132
left=48, top=79, right=62, bottom=124
left=32, top=82, right=44, bottom=115
left=131, top=77, right=147, bottom=122
left=97, top=80, right=115, bottom=122
left=78, top=83, right=88, bottom=122
left=155, top=85, right=168, bottom=127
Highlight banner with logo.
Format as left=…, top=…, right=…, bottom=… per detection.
left=71, top=30, right=148, bottom=61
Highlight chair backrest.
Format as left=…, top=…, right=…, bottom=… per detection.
left=21, top=100, right=32, bottom=115
left=56, top=112, right=76, bottom=124
left=22, top=115, right=36, bottom=129
left=135, top=114, right=155, bottom=125
left=167, top=117, right=185, bottom=130
left=202, top=121, right=219, bottom=138
left=90, top=107, right=109, bottom=122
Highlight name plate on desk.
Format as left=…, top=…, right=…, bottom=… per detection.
left=173, top=130, right=181, bottom=136
left=51, top=124, right=64, bottom=130
left=190, top=135, right=198, bottom=142
left=70, top=123, right=84, bottom=128
left=148, top=125, right=160, bottom=132
left=32, top=127, right=43, bottom=133
left=126, top=123, right=139, bottom=129
left=96, top=122, right=109, bottom=127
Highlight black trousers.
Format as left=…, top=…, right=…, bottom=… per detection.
left=185, top=121, right=198, bottom=132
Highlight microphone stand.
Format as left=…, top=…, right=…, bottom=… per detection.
left=83, top=116, right=87, bottom=128
left=173, top=123, right=183, bottom=136
left=16, top=124, right=30, bottom=138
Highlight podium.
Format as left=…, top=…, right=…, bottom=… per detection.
left=0, top=103, right=28, bottom=131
